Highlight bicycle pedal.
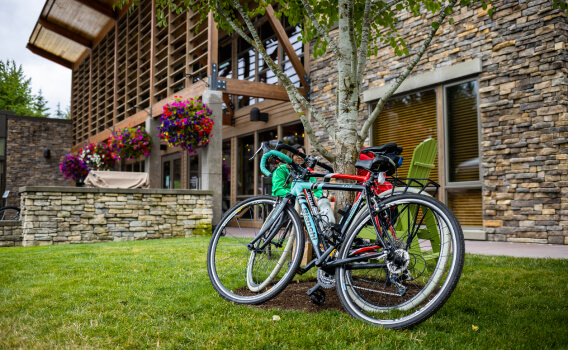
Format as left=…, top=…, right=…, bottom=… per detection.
left=309, top=288, right=326, bottom=306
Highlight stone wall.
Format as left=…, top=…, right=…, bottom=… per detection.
left=6, top=115, right=72, bottom=206
left=0, top=221, right=23, bottom=247
left=309, top=1, right=568, bottom=244
left=20, top=187, right=213, bottom=246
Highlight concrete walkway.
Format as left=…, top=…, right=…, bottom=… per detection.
left=465, top=240, right=568, bottom=259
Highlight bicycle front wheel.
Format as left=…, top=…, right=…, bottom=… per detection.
left=0, top=206, right=20, bottom=220
left=207, top=195, right=304, bottom=304
left=335, top=194, right=464, bottom=329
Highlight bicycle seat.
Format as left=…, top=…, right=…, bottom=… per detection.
left=355, top=153, right=402, bottom=175
left=361, top=143, right=403, bottom=155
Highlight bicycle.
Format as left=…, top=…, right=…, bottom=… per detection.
left=207, top=142, right=464, bottom=329
left=0, top=206, right=20, bottom=220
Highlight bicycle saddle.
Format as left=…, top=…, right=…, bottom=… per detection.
left=361, top=143, right=403, bottom=155
left=355, top=152, right=403, bottom=175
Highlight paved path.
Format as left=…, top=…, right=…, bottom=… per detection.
left=465, top=240, right=568, bottom=259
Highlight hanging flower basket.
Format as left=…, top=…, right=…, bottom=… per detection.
left=79, top=142, right=117, bottom=171
left=59, top=153, right=90, bottom=183
left=157, top=96, right=215, bottom=154
left=109, top=126, right=153, bottom=161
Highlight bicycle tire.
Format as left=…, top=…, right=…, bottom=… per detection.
left=335, top=194, right=464, bottom=329
left=207, top=195, right=305, bottom=304
left=0, top=206, right=20, bottom=220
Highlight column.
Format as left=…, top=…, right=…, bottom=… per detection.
left=145, top=115, right=161, bottom=188
left=201, top=90, right=223, bottom=224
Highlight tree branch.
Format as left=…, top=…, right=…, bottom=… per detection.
left=348, top=0, right=358, bottom=80
left=225, top=0, right=337, bottom=149
left=299, top=0, right=340, bottom=58
left=356, top=0, right=373, bottom=90
left=359, top=0, right=458, bottom=146
left=371, top=0, right=405, bottom=22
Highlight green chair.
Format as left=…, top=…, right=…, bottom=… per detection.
left=357, top=139, right=440, bottom=274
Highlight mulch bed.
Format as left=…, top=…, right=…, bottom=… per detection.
left=246, top=279, right=346, bottom=313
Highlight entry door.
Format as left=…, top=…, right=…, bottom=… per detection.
left=162, top=154, right=182, bottom=189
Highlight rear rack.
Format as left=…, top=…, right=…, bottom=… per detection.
left=385, top=177, right=440, bottom=197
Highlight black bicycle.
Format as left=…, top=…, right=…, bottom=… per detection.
left=207, top=141, right=465, bottom=329
left=0, top=206, right=20, bottom=220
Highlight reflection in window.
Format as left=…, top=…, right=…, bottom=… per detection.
left=189, top=155, right=199, bottom=189
left=237, top=134, right=255, bottom=196
left=281, top=122, right=305, bottom=148
left=447, top=81, right=479, bottom=182
left=222, top=139, right=231, bottom=212
left=373, top=89, right=438, bottom=181
left=258, top=128, right=278, bottom=195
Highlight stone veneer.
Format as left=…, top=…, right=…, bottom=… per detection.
left=309, top=0, right=568, bottom=244
left=19, top=187, right=213, bottom=246
left=6, top=114, right=72, bottom=206
left=0, top=221, right=23, bottom=247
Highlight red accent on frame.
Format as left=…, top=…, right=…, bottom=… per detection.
left=351, top=245, right=380, bottom=256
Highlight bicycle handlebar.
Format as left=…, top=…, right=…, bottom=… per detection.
left=275, top=141, right=334, bottom=173
left=260, top=150, right=293, bottom=176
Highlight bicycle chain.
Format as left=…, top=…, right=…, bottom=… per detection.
left=317, top=269, right=336, bottom=289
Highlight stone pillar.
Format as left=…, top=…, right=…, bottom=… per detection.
left=201, top=90, right=223, bottom=224
left=145, top=115, right=161, bottom=188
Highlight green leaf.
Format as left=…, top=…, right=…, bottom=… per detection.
left=431, top=21, right=439, bottom=29
left=449, top=18, right=454, bottom=25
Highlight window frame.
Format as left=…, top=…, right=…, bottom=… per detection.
left=442, top=78, right=483, bottom=189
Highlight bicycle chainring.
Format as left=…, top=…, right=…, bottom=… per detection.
left=317, top=269, right=336, bottom=289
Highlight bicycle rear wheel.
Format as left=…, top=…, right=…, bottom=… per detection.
left=0, top=206, right=20, bottom=220
left=335, top=194, right=464, bottom=329
left=207, top=196, right=304, bottom=304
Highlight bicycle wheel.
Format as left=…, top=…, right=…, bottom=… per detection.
left=207, top=195, right=305, bottom=304
left=0, top=206, right=20, bottom=220
left=335, top=194, right=464, bottom=329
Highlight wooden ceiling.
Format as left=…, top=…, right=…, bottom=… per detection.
left=27, top=0, right=130, bottom=69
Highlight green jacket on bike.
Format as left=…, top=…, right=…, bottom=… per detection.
left=271, top=164, right=322, bottom=198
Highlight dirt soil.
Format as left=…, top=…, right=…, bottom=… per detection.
left=248, top=279, right=346, bottom=313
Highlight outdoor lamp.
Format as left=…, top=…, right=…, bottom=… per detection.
left=250, top=107, right=268, bottom=122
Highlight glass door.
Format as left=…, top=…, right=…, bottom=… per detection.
left=162, top=154, right=182, bottom=189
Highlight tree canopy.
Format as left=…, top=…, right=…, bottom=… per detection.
left=0, top=60, right=50, bottom=117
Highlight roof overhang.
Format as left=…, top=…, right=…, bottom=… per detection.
left=26, top=0, right=131, bottom=70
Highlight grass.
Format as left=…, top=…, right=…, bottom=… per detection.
left=0, top=238, right=567, bottom=349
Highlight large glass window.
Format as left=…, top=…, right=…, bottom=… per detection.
left=373, top=89, right=438, bottom=181
left=162, top=154, right=182, bottom=189
left=222, top=139, right=232, bottom=212
left=258, top=128, right=278, bottom=195
left=188, top=155, right=200, bottom=189
left=237, top=134, right=255, bottom=197
left=371, top=80, right=482, bottom=228
left=282, top=19, right=304, bottom=88
left=445, top=80, right=481, bottom=227
left=446, top=81, right=479, bottom=183
left=281, top=122, right=305, bottom=147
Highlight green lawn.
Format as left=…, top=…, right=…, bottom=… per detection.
left=1, top=238, right=567, bottom=349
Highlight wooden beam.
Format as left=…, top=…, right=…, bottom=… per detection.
left=39, top=18, right=92, bottom=48
left=26, top=44, right=73, bottom=69
left=220, top=78, right=306, bottom=101
left=265, top=5, right=308, bottom=88
left=74, top=0, right=117, bottom=19
left=207, top=12, right=218, bottom=76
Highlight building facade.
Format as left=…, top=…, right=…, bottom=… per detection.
left=0, top=110, right=72, bottom=207
left=28, top=0, right=568, bottom=244
left=311, top=0, right=568, bottom=244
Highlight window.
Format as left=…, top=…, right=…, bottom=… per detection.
left=445, top=80, right=482, bottom=227
left=371, top=79, right=482, bottom=227
left=372, top=89, right=438, bottom=182
left=222, top=139, right=232, bottom=212
left=188, top=155, right=200, bottom=189
left=281, top=122, right=305, bottom=147
left=162, top=154, right=182, bottom=189
left=258, top=128, right=278, bottom=195
left=221, top=16, right=304, bottom=109
left=237, top=134, right=255, bottom=197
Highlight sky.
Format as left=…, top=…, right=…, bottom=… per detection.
left=0, top=0, right=71, bottom=116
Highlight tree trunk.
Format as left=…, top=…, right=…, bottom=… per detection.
left=332, top=135, right=359, bottom=219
